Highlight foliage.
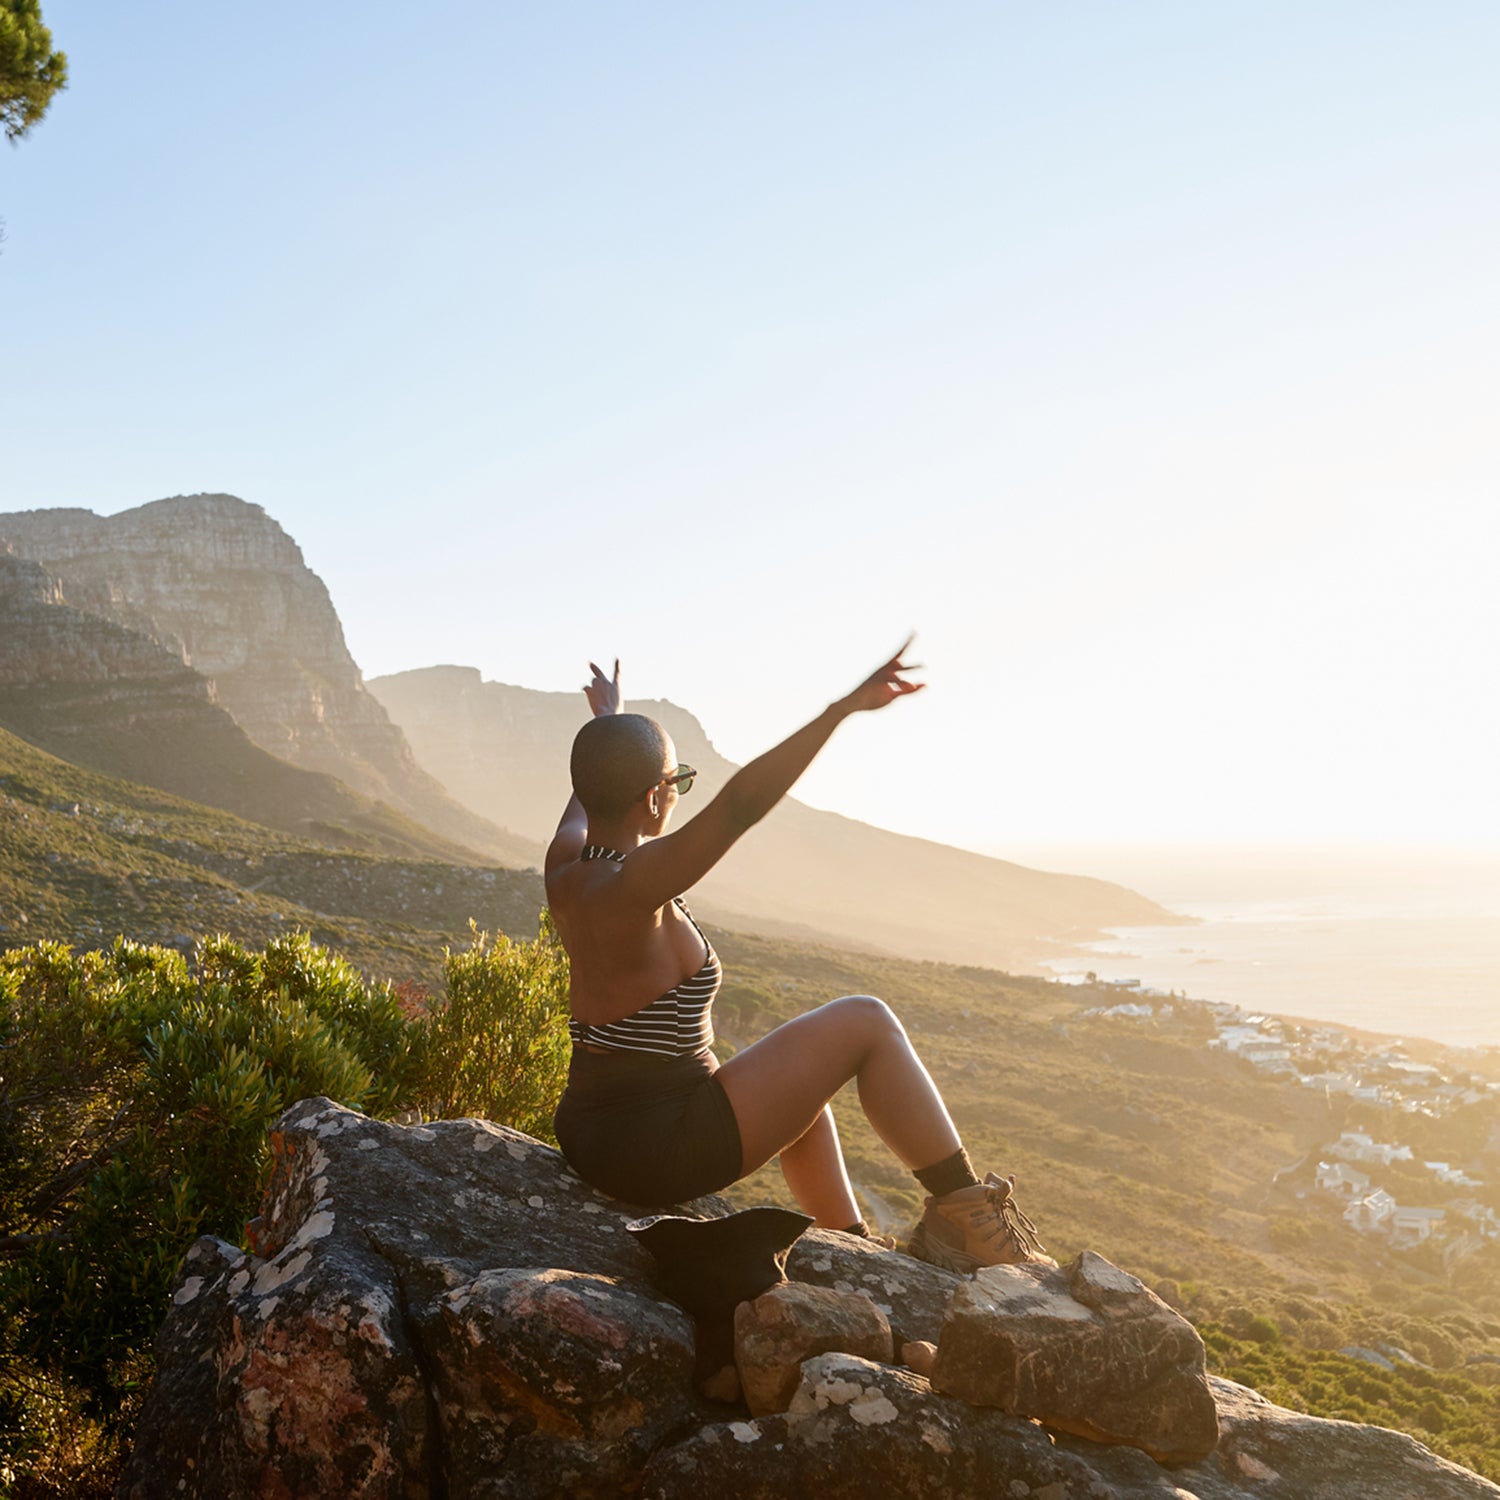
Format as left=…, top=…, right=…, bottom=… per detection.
left=0, top=922, right=569, bottom=1491
left=0, top=936, right=418, bottom=1411
left=0, top=0, right=65, bottom=142
left=5, top=844, right=1500, bottom=1486
left=416, top=915, right=571, bottom=1142
left=0, top=725, right=543, bottom=989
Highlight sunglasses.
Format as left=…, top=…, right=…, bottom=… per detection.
left=647, top=764, right=696, bottom=798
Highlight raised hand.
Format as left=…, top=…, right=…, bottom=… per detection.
left=584, top=658, right=622, bottom=717
left=839, top=636, right=926, bottom=715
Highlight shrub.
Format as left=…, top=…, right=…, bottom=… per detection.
left=1245, top=1314, right=1282, bottom=1346
left=415, top=915, right=570, bottom=1141
left=0, top=922, right=570, bottom=1487
left=0, top=935, right=424, bottom=1419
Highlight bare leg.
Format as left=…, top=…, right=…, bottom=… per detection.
left=775, top=1106, right=859, bottom=1229
left=716, top=995, right=962, bottom=1188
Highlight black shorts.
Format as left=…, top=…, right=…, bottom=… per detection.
left=553, top=1047, right=744, bottom=1205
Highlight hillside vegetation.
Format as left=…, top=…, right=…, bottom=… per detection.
left=4, top=745, right=1500, bottom=1489
left=0, top=726, right=542, bottom=983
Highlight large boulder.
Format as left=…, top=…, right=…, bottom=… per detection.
left=415, top=1267, right=700, bottom=1498
left=930, top=1250, right=1220, bottom=1464
left=122, top=1099, right=1500, bottom=1499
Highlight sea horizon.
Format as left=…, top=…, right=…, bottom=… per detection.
left=1008, top=842, right=1500, bottom=1052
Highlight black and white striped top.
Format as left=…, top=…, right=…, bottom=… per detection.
left=568, top=845, right=721, bottom=1058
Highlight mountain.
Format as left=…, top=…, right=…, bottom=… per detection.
left=0, top=550, right=500, bottom=863
left=367, top=665, right=1183, bottom=971
left=0, top=496, right=539, bottom=868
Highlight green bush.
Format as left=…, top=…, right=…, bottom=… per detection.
left=0, top=922, right=571, bottom=1490
left=0, top=936, right=420, bottom=1412
left=416, top=915, right=570, bottom=1141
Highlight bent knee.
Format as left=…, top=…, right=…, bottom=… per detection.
left=830, top=993, right=903, bottom=1036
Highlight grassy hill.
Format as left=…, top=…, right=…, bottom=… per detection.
left=6, top=735, right=1500, bottom=1484
left=710, top=935, right=1500, bottom=1477
left=0, top=726, right=542, bottom=983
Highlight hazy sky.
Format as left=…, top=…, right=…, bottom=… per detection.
left=4, top=3, right=1497, bottom=850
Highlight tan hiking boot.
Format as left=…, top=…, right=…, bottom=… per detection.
left=906, top=1172, right=1055, bottom=1274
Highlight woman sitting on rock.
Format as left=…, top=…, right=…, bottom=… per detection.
left=545, top=645, right=1050, bottom=1273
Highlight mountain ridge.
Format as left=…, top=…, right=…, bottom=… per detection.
left=0, top=496, right=540, bottom=867
left=369, top=663, right=1185, bottom=971
left=2, top=494, right=1182, bottom=967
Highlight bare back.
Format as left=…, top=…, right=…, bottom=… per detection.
left=546, top=852, right=711, bottom=1026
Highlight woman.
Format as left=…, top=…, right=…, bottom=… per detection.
left=545, top=644, right=1049, bottom=1272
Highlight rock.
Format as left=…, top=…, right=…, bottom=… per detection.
left=641, top=1352, right=1138, bottom=1500
left=1059, top=1376, right=1500, bottom=1500
left=785, top=1229, right=960, bottom=1349
left=124, top=1099, right=1500, bottom=1499
left=930, top=1249, right=1220, bottom=1465
left=119, top=1220, right=430, bottom=1498
left=902, top=1339, right=938, bottom=1378
left=416, top=1267, right=701, bottom=1498
left=1340, top=1345, right=1396, bottom=1370
left=734, top=1282, right=894, bottom=1416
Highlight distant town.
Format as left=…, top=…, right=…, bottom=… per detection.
left=1079, top=981, right=1500, bottom=1267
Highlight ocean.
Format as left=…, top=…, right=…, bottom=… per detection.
left=1006, top=843, right=1500, bottom=1051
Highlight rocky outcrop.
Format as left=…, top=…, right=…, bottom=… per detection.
left=0, top=552, right=481, bottom=864
left=367, top=665, right=1186, bottom=972
left=0, top=551, right=206, bottom=693
left=931, top=1252, right=1219, bottom=1464
left=0, top=498, right=538, bottom=867
left=123, top=1098, right=1500, bottom=1500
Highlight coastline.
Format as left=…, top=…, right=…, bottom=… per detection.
left=1028, top=907, right=1500, bottom=1052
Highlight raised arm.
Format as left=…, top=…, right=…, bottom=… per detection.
left=622, top=640, right=924, bottom=908
left=544, top=659, right=620, bottom=885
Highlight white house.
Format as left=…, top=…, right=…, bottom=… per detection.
left=1388, top=1061, right=1442, bottom=1084
left=1344, top=1189, right=1397, bottom=1233
left=1216, top=1026, right=1268, bottom=1053
left=1302, top=1072, right=1362, bottom=1094
left=1390, top=1207, right=1446, bottom=1247
left=1425, top=1161, right=1482, bottom=1188
left=1333, top=1131, right=1412, bottom=1167
left=1316, top=1161, right=1371, bottom=1198
left=1242, top=1044, right=1293, bottom=1069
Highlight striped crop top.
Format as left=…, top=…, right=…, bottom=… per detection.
left=567, top=845, right=722, bottom=1059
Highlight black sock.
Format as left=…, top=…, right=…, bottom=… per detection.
left=841, top=1219, right=874, bottom=1238
left=915, top=1147, right=979, bottom=1198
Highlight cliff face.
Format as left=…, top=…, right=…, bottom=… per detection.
left=368, top=666, right=1186, bottom=972
left=0, top=497, right=539, bottom=868
left=0, top=553, right=488, bottom=863
left=0, top=495, right=405, bottom=776
left=0, top=550, right=202, bottom=694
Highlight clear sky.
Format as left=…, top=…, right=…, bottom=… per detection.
left=4, top=3, right=1497, bottom=851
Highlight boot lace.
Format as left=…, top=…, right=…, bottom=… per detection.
left=972, top=1176, right=1048, bottom=1258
